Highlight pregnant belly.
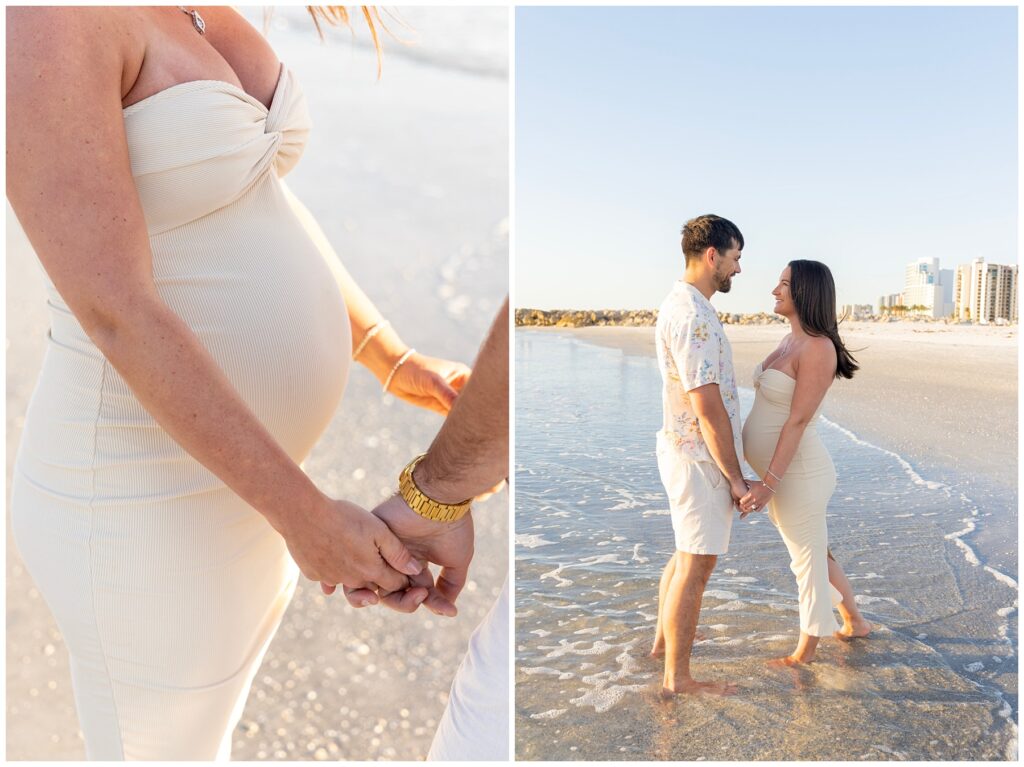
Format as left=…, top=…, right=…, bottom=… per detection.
left=742, top=420, right=834, bottom=479
left=149, top=189, right=351, bottom=446
left=20, top=181, right=349, bottom=503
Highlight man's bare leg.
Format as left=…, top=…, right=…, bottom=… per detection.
left=652, top=554, right=706, bottom=658
left=650, top=554, right=676, bottom=657
left=827, top=552, right=873, bottom=639
left=662, top=552, right=734, bottom=695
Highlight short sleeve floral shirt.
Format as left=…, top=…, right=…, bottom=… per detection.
left=655, top=282, right=742, bottom=463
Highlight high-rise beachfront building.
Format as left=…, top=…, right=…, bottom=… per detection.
left=953, top=258, right=1019, bottom=323
left=903, top=257, right=954, bottom=318
left=841, top=304, right=874, bottom=320
left=877, top=293, right=904, bottom=313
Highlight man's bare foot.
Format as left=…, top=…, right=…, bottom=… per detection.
left=834, top=618, right=873, bottom=640
left=767, top=654, right=814, bottom=667
left=660, top=678, right=737, bottom=697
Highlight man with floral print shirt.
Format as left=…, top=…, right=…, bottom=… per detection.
left=650, top=214, right=748, bottom=696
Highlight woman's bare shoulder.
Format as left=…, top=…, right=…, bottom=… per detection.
left=7, top=6, right=139, bottom=41
left=798, top=335, right=837, bottom=368
left=7, top=7, right=142, bottom=84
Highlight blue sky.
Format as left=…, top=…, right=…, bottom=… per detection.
left=515, top=6, right=1018, bottom=313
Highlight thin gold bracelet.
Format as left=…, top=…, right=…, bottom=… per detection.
left=383, top=348, right=415, bottom=393
left=352, top=320, right=391, bottom=361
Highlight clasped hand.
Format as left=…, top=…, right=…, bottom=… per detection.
left=331, top=494, right=475, bottom=617
left=738, top=480, right=773, bottom=519
left=290, top=351, right=476, bottom=614
left=283, top=490, right=475, bottom=619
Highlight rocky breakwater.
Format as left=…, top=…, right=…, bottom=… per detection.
left=515, top=309, right=787, bottom=327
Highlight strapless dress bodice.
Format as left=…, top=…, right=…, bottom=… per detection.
left=750, top=361, right=828, bottom=419
left=123, top=64, right=310, bottom=235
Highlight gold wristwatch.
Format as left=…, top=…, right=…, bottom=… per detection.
left=398, top=454, right=472, bottom=522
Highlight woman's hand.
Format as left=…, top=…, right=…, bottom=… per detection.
left=338, top=494, right=475, bottom=617
left=387, top=352, right=471, bottom=415
left=281, top=497, right=423, bottom=595
left=739, top=481, right=774, bottom=519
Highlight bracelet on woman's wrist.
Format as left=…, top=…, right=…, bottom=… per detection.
left=352, top=320, right=391, bottom=361
left=383, top=348, right=415, bottom=393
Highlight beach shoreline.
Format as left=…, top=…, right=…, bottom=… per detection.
left=520, top=323, right=1018, bottom=575
left=521, top=323, right=1017, bottom=490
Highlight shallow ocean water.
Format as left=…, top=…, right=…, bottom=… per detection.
left=515, top=329, right=1017, bottom=761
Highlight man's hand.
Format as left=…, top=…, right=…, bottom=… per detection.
left=337, top=494, right=475, bottom=617
left=280, top=497, right=422, bottom=595
left=729, top=477, right=749, bottom=510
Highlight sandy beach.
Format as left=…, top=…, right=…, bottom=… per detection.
left=6, top=8, right=508, bottom=761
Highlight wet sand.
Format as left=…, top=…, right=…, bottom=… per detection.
left=6, top=9, right=508, bottom=761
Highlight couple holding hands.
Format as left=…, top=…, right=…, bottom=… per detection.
left=650, top=215, right=873, bottom=696
left=7, top=5, right=507, bottom=760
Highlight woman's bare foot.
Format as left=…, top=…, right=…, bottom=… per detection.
left=660, top=678, right=737, bottom=697
left=834, top=618, right=873, bottom=640
left=767, top=654, right=812, bottom=668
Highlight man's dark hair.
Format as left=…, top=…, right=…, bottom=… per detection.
left=681, top=214, right=744, bottom=265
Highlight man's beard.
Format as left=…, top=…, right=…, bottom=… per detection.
left=714, top=271, right=733, bottom=293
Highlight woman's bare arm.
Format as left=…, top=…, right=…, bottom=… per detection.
left=6, top=8, right=418, bottom=591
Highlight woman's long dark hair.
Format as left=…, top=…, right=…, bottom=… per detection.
left=788, top=260, right=859, bottom=379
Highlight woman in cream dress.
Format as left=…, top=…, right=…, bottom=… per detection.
left=7, top=6, right=469, bottom=759
left=739, top=261, right=873, bottom=665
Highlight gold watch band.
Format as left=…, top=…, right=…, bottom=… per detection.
left=398, top=454, right=472, bottom=522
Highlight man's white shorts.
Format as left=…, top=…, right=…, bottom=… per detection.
left=427, top=576, right=509, bottom=761
left=656, top=453, right=734, bottom=556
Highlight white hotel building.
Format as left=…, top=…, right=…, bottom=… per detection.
left=953, top=259, right=1018, bottom=324
left=902, top=258, right=953, bottom=318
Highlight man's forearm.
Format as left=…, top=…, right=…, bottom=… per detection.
left=697, top=408, right=744, bottom=484
left=413, top=299, right=509, bottom=503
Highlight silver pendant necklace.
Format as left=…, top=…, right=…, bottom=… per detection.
left=177, top=6, right=206, bottom=35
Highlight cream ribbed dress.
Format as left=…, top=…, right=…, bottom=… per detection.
left=741, top=363, right=843, bottom=637
left=10, top=65, right=350, bottom=760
